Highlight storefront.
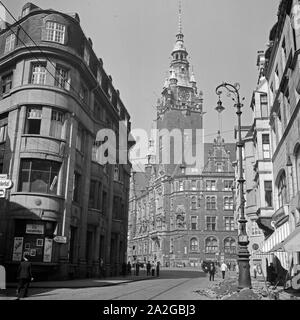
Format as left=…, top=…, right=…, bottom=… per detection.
left=12, top=219, right=56, bottom=264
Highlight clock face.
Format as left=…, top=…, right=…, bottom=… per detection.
left=179, top=89, right=191, bottom=101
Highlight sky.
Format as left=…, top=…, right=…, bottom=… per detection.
left=3, top=0, right=280, bottom=146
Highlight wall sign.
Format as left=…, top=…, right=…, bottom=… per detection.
left=12, top=237, right=24, bottom=262
left=26, top=224, right=44, bottom=235
left=43, top=238, right=53, bottom=262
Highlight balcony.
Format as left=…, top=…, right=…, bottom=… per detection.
left=9, top=192, right=64, bottom=221
left=20, top=135, right=66, bottom=160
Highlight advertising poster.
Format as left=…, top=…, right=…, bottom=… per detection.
left=12, top=237, right=24, bottom=261
left=43, top=238, right=53, bottom=262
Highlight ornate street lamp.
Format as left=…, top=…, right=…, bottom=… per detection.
left=215, top=82, right=252, bottom=289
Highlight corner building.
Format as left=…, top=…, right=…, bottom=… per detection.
left=0, top=3, right=133, bottom=280
left=128, top=13, right=237, bottom=268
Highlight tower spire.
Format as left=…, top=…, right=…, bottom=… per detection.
left=178, top=0, right=182, bottom=35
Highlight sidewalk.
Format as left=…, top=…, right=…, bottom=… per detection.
left=3, top=273, right=152, bottom=290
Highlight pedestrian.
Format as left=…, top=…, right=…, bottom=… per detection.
left=253, top=264, right=257, bottom=279
left=135, top=261, right=140, bottom=276
left=208, top=263, right=216, bottom=281
left=151, top=261, right=155, bottom=276
left=156, top=261, right=160, bottom=277
left=221, top=262, right=228, bottom=279
left=146, top=261, right=151, bottom=276
left=99, top=258, right=105, bottom=278
left=127, top=261, right=132, bottom=275
left=16, top=255, right=33, bottom=299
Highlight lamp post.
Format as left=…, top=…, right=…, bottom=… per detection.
left=215, top=82, right=252, bottom=289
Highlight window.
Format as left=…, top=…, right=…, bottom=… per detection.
left=79, top=83, right=88, bottom=104
left=190, top=216, right=197, bottom=230
left=216, top=162, right=223, bottom=172
left=251, top=221, right=262, bottom=235
left=264, top=181, right=273, bottom=207
left=4, top=34, right=15, bottom=53
left=170, top=238, right=174, bottom=253
left=224, top=217, right=235, bottom=231
left=114, top=164, right=119, bottom=181
left=206, top=196, right=217, bottom=210
left=55, top=66, right=69, bottom=90
left=50, top=110, right=65, bottom=139
left=191, top=196, right=197, bottom=210
left=76, top=126, right=83, bottom=152
left=277, top=172, right=287, bottom=208
left=262, top=134, right=271, bottom=159
left=224, top=196, right=233, bottom=210
left=94, top=99, right=102, bottom=121
left=179, top=181, right=184, bottom=191
left=224, top=238, right=236, bottom=254
left=46, top=21, right=65, bottom=44
left=97, top=69, right=102, bottom=84
left=31, top=63, right=46, bottom=85
left=206, top=180, right=216, bottom=191
left=260, top=93, right=269, bottom=118
left=18, top=159, right=60, bottom=194
left=1, top=73, right=12, bottom=94
left=25, top=107, right=42, bottom=134
left=191, top=180, right=197, bottom=190
left=205, top=237, right=218, bottom=253
left=223, top=180, right=233, bottom=191
left=0, top=124, right=7, bottom=143
left=206, top=217, right=216, bottom=231
left=84, top=46, right=90, bottom=65
left=190, top=238, right=198, bottom=251
left=73, top=172, right=81, bottom=202
left=89, top=180, right=97, bottom=208
left=102, top=191, right=107, bottom=215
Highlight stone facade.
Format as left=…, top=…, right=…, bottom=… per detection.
left=127, top=12, right=237, bottom=269
left=0, top=3, right=133, bottom=280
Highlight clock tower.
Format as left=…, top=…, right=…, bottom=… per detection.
left=156, top=3, right=204, bottom=177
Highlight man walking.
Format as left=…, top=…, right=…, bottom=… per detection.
left=209, top=263, right=216, bottom=281
left=16, top=255, right=33, bottom=299
left=146, top=261, right=151, bottom=276
left=221, top=261, right=228, bottom=280
left=156, top=261, right=160, bottom=277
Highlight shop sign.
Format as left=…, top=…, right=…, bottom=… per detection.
left=43, top=238, right=53, bottom=262
left=12, top=237, right=24, bottom=262
left=0, top=180, right=13, bottom=189
left=53, top=236, right=67, bottom=244
left=26, top=224, right=44, bottom=235
left=0, top=189, right=5, bottom=198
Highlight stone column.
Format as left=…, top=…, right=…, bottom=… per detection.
left=58, top=114, right=77, bottom=279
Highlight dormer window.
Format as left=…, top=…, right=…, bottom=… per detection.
left=46, top=21, right=65, bottom=44
left=4, top=34, right=16, bottom=53
left=22, top=7, right=30, bottom=17
left=84, top=46, right=90, bottom=65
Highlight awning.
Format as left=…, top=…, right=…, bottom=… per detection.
left=269, top=227, right=300, bottom=253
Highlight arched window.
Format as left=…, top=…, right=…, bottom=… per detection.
left=295, top=145, right=300, bottom=192
left=277, top=171, right=287, bottom=208
left=205, top=237, right=218, bottom=253
left=224, top=237, right=236, bottom=254
left=190, top=238, right=198, bottom=251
